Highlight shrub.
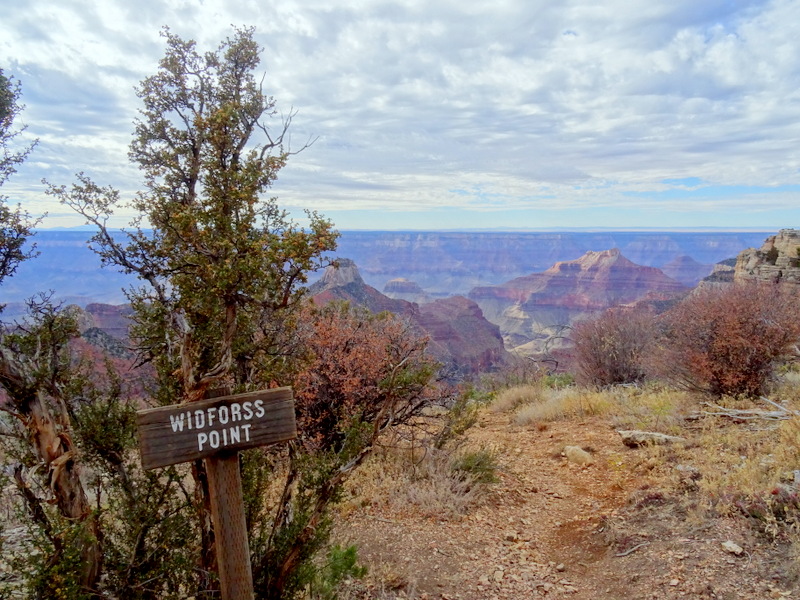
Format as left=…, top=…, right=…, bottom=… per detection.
left=307, top=544, right=367, bottom=600
left=451, top=448, right=499, bottom=484
left=572, top=308, right=657, bottom=386
left=658, top=282, right=800, bottom=397
left=765, top=246, right=780, bottom=265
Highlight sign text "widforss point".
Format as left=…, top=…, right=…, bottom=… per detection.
left=136, top=388, right=296, bottom=470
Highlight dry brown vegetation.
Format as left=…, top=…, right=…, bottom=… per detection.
left=572, top=282, right=800, bottom=397
left=572, top=308, right=655, bottom=387
left=659, top=283, right=800, bottom=397
left=325, top=375, right=800, bottom=599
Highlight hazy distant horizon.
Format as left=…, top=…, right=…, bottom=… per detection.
left=38, top=226, right=782, bottom=234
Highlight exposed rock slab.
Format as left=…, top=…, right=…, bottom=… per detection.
left=617, top=430, right=687, bottom=447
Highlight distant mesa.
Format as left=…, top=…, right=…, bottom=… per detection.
left=469, top=248, right=687, bottom=354
left=383, top=278, right=431, bottom=304
left=660, top=255, right=714, bottom=287
left=309, top=259, right=511, bottom=377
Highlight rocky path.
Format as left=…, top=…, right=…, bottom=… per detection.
left=340, top=410, right=798, bottom=599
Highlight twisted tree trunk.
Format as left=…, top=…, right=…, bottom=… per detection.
left=0, top=351, right=102, bottom=592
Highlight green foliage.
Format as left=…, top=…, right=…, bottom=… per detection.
left=541, top=372, right=574, bottom=389
left=765, top=246, right=779, bottom=265
left=43, top=27, right=342, bottom=597
left=460, top=382, right=496, bottom=406
left=0, top=69, right=39, bottom=288
left=98, top=469, right=197, bottom=599
left=49, top=27, right=338, bottom=401
left=71, top=364, right=137, bottom=462
left=17, top=27, right=450, bottom=600
left=0, top=300, right=200, bottom=599
left=310, top=544, right=368, bottom=600
left=434, top=389, right=480, bottom=449
left=7, top=518, right=96, bottom=600
left=451, top=448, right=499, bottom=484
left=253, top=451, right=337, bottom=600
left=72, top=368, right=198, bottom=598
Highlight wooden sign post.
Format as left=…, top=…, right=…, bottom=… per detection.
left=137, top=387, right=297, bottom=600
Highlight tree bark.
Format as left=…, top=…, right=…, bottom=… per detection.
left=24, top=390, right=102, bottom=590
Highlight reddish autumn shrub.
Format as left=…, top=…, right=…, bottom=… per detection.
left=658, top=283, right=800, bottom=397
left=572, top=308, right=657, bottom=386
left=293, top=302, right=441, bottom=453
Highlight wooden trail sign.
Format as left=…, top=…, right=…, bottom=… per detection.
left=137, top=387, right=296, bottom=470
left=137, top=387, right=297, bottom=600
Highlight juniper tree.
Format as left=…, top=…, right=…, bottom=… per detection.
left=49, top=28, right=448, bottom=599
left=50, top=27, right=340, bottom=597
left=53, top=28, right=337, bottom=402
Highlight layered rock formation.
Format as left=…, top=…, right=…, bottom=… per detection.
left=696, top=257, right=737, bottom=290
left=310, top=259, right=511, bottom=377
left=308, top=258, right=417, bottom=316
left=469, top=249, right=687, bottom=354
left=1, top=230, right=770, bottom=306
left=735, top=229, right=800, bottom=284
left=83, top=303, right=134, bottom=339
left=661, top=255, right=714, bottom=287
left=327, top=230, right=770, bottom=296
left=383, top=278, right=431, bottom=304
left=59, top=303, right=133, bottom=358
left=417, top=296, right=510, bottom=377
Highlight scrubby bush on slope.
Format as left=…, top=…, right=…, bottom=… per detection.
left=658, top=283, right=800, bottom=397
left=572, top=308, right=656, bottom=387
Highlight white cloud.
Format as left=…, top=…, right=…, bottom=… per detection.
left=1, top=0, right=799, bottom=229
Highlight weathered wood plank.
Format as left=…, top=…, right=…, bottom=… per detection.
left=207, top=453, right=254, bottom=600
left=136, top=387, right=296, bottom=470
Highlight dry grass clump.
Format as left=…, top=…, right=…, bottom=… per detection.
left=491, top=384, right=542, bottom=413
left=695, top=406, right=800, bottom=517
left=611, top=377, right=800, bottom=548
left=398, top=450, right=491, bottom=517
left=514, top=386, right=617, bottom=425
left=503, top=381, right=695, bottom=436
left=610, top=387, right=694, bottom=435
left=342, top=442, right=494, bottom=520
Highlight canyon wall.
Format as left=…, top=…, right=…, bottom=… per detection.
left=331, top=230, right=769, bottom=296
left=0, top=230, right=769, bottom=306
left=735, top=229, right=800, bottom=284
left=469, top=249, right=687, bottom=354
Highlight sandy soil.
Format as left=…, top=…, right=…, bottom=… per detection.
left=337, top=410, right=798, bottom=599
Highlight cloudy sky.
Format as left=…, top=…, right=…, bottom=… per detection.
left=1, top=0, right=799, bottom=230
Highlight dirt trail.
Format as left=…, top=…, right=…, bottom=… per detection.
left=341, top=410, right=798, bottom=599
